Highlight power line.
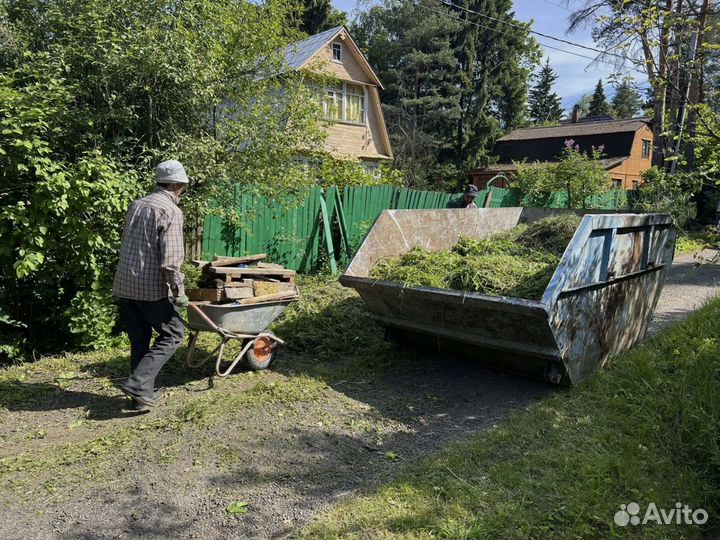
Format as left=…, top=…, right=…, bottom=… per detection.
left=414, top=1, right=650, bottom=104
left=536, top=41, right=600, bottom=63
left=413, top=1, right=639, bottom=71
left=435, top=0, right=645, bottom=69
left=415, top=0, right=717, bottom=140
left=537, top=0, right=574, bottom=13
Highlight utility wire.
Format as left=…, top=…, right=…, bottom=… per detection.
left=436, top=0, right=633, bottom=63
left=414, top=0, right=717, bottom=139
left=537, top=0, right=574, bottom=12
left=414, top=1, right=644, bottom=73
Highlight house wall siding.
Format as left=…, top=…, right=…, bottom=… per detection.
left=607, top=124, right=654, bottom=189
left=324, top=90, right=389, bottom=159
left=311, top=38, right=374, bottom=85
left=306, top=38, right=391, bottom=160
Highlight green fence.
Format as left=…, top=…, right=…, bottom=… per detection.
left=202, top=188, right=327, bottom=273
left=483, top=187, right=628, bottom=210
left=201, top=185, right=631, bottom=273
left=342, top=186, right=458, bottom=242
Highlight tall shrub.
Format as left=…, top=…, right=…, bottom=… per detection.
left=513, top=140, right=609, bottom=209
left=0, top=0, right=329, bottom=362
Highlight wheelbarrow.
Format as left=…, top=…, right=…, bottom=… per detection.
left=181, top=299, right=295, bottom=377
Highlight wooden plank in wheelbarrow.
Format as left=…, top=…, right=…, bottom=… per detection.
left=212, top=254, right=267, bottom=267
left=239, top=289, right=300, bottom=305
left=188, top=288, right=223, bottom=302
left=208, top=267, right=296, bottom=278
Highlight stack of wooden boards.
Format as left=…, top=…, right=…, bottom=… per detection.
left=187, top=254, right=299, bottom=305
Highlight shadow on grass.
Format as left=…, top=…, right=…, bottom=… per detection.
left=0, top=380, right=144, bottom=420
left=1, top=342, right=221, bottom=418
left=271, top=294, right=550, bottom=426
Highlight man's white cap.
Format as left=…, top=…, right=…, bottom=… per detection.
left=155, top=160, right=189, bottom=184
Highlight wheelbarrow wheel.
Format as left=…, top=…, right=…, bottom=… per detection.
left=241, top=336, right=278, bottom=371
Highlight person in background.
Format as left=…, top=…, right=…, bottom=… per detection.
left=112, top=160, right=189, bottom=411
left=448, top=184, right=479, bottom=208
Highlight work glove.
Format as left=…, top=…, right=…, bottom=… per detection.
left=173, top=295, right=189, bottom=308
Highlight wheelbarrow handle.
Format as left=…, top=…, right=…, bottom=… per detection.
left=173, top=301, right=221, bottom=333
left=186, top=302, right=221, bottom=333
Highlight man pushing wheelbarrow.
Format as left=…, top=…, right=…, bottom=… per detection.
left=112, top=160, right=296, bottom=411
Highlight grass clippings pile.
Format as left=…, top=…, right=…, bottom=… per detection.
left=370, top=214, right=581, bottom=301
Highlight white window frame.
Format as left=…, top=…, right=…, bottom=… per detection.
left=322, top=82, right=367, bottom=125
left=331, top=43, right=342, bottom=63
left=323, top=86, right=343, bottom=121
left=344, top=83, right=366, bottom=124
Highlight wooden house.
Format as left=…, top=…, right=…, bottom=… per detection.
left=282, top=26, right=393, bottom=169
left=470, top=115, right=654, bottom=190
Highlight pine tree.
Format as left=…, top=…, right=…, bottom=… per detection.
left=451, top=0, right=538, bottom=168
left=588, top=79, right=611, bottom=116
left=352, top=0, right=463, bottom=188
left=297, top=0, right=346, bottom=36
left=528, top=59, right=563, bottom=124
left=354, top=0, right=538, bottom=188
left=611, top=79, right=643, bottom=118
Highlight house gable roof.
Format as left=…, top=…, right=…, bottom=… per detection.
left=498, top=118, right=650, bottom=142
left=282, top=26, right=383, bottom=88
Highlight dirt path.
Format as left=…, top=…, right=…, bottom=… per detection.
left=1, top=253, right=717, bottom=540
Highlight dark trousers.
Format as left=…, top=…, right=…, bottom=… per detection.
left=119, top=298, right=184, bottom=398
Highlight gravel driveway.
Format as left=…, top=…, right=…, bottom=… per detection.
left=647, top=249, right=720, bottom=335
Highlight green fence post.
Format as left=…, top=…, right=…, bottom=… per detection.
left=319, top=191, right=338, bottom=274
left=334, top=187, right=352, bottom=260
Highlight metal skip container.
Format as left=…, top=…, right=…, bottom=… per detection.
left=339, top=208, right=676, bottom=386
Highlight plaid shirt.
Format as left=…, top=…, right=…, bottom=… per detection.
left=112, top=187, right=185, bottom=301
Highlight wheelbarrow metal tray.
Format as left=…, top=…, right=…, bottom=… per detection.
left=340, top=207, right=676, bottom=386
left=187, top=300, right=291, bottom=334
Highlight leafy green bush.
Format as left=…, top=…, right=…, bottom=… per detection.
left=631, top=166, right=702, bottom=229
left=0, top=0, right=333, bottom=362
left=513, top=141, right=609, bottom=208
left=0, top=63, right=141, bottom=361
left=317, top=157, right=404, bottom=192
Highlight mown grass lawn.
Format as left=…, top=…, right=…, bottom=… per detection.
left=0, top=277, right=386, bottom=502
left=304, top=298, right=720, bottom=540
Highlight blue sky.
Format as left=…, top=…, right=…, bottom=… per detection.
left=332, top=0, right=647, bottom=111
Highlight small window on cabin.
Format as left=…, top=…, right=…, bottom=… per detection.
left=332, top=43, right=342, bottom=62
left=612, top=179, right=622, bottom=189
left=641, top=139, right=651, bottom=159
left=345, top=84, right=365, bottom=123
left=632, top=180, right=640, bottom=190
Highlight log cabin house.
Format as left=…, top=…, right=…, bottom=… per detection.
left=469, top=113, right=654, bottom=190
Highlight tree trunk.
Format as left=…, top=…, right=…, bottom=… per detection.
left=685, top=0, right=710, bottom=172
left=647, top=0, right=674, bottom=168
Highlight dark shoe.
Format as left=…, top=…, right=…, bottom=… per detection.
left=120, top=386, right=165, bottom=408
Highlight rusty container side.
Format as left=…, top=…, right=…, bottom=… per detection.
left=542, top=213, right=676, bottom=385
